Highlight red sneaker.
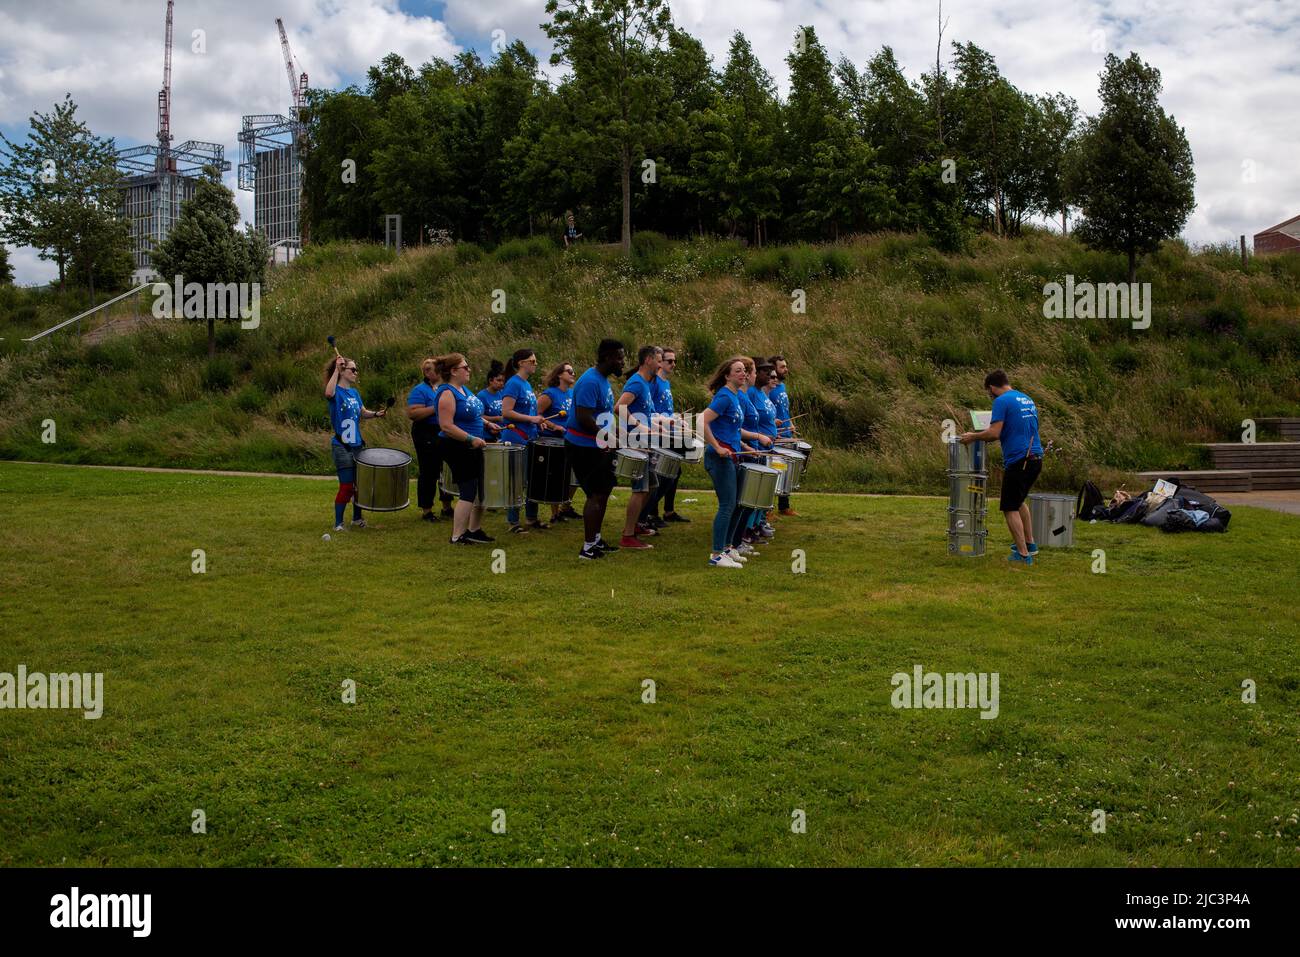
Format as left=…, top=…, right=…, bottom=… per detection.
left=620, top=536, right=653, bottom=549
left=635, top=523, right=659, bottom=537
left=779, top=508, right=799, bottom=517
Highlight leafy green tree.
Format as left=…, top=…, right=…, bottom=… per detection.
left=150, top=168, right=268, bottom=358
left=544, top=0, right=675, bottom=255
left=302, top=88, right=383, bottom=242
left=0, top=95, right=125, bottom=291
left=1066, top=53, right=1195, bottom=282
left=718, top=32, right=784, bottom=244
left=0, top=244, right=13, bottom=285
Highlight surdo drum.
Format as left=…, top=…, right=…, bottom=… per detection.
left=527, top=437, right=570, bottom=504
left=737, top=463, right=780, bottom=509
left=353, top=447, right=411, bottom=511
left=947, top=438, right=985, bottom=475
left=614, top=448, right=649, bottom=483
left=482, top=443, right=526, bottom=510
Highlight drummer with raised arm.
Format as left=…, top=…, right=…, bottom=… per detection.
left=324, top=354, right=386, bottom=533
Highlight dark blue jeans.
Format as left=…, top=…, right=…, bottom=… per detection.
left=704, top=448, right=743, bottom=553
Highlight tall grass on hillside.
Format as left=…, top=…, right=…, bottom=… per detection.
left=2, top=231, right=1298, bottom=493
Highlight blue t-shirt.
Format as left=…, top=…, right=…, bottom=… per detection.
left=621, top=372, right=657, bottom=431
left=738, top=388, right=759, bottom=434
left=329, top=386, right=363, bottom=448
left=707, top=387, right=744, bottom=454
left=501, top=375, right=539, bottom=443
left=769, top=382, right=792, bottom=437
left=477, top=388, right=504, bottom=420
left=991, top=389, right=1042, bottom=466
left=565, top=367, right=615, bottom=448
left=749, top=386, right=778, bottom=439
left=651, top=375, right=674, bottom=415
left=407, top=381, right=440, bottom=439
left=542, top=386, right=572, bottom=421
left=438, top=384, right=486, bottom=441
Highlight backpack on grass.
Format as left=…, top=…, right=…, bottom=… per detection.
left=1076, top=480, right=1105, bottom=520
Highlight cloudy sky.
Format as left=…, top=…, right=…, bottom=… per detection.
left=2, top=0, right=1297, bottom=283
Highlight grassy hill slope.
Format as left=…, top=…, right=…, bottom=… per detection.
left=2, top=231, right=1299, bottom=493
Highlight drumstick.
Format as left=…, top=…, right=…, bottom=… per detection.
left=327, top=335, right=340, bottom=359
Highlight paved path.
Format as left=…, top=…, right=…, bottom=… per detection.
left=1215, top=490, right=1300, bottom=517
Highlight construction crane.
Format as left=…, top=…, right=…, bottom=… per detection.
left=157, top=0, right=175, bottom=171
left=276, top=18, right=309, bottom=118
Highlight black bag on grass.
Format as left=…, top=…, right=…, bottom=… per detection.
left=1076, top=481, right=1105, bottom=520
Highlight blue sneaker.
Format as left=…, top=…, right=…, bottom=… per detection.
left=1007, top=550, right=1034, bottom=566
left=1012, top=543, right=1039, bottom=555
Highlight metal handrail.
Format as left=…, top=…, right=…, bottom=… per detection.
left=22, top=283, right=157, bottom=342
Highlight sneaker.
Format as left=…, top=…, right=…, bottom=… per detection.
left=709, top=553, right=744, bottom=568
left=635, top=523, right=659, bottom=537
left=465, top=528, right=495, bottom=543
left=738, top=543, right=757, bottom=556
left=440, top=506, right=455, bottom=518
left=578, top=545, right=605, bottom=560
left=663, top=512, right=690, bottom=524
left=725, top=548, right=748, bottom=563
left=759, top=525, right=775, bottom=539
left=647, top=516, right=668, bottom=530
left=333, top=523, right=346, bottom=532
left=620, top=536, right=653, bottom=549
left=779, top=508, right=799, bottom=517
left=595, top=539, right=619, bottom=553
left=559, top=506, right=581, bottom=520
left=421, top=511, right=439, bottom=523
left=351, top=518, right=367, bottom=528
left=509, top=524, right=529, bottom=534
left=450, top=535, right=476, bottom=545
left=1007, top=551, right=1034, bottom=566
left=1009, top=543, right=1039, bottom=556
left=525, top=520, right=551, bottom=531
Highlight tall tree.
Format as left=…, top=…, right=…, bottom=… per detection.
left=0, top=95, right=125, bottom=291
left=150, top=168, right=268, bottom=359
left=544, top=0, right=675, bottom=256
left=0, top=244, right=13, bottom=285
left=1066, top=53, right=1195, bottom=282
left=718, top=32, right=784, bottom=244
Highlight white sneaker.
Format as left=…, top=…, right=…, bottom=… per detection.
left=351, top=518, right=367, bottom=528
left=737, top=543, right=756, bottom=556
left=725, top=548, right=748, bottom=563
left=333, top=523, right=346, bottom=532
left=709, top=553, right=743, bottom=568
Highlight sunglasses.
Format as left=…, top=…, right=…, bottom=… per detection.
left=664, top=358, right=677, bottom=364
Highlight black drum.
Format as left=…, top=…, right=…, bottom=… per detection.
left=527, top=437, right=571, bottom=504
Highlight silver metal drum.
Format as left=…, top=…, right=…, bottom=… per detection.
left=439, top=460, right=458, bottom=498
left=948, top=529, right=987, bottom=557
left=614, top=448, right=648, bottom=482
left=947, top=507, right=986, bottom=533
left=1029, top=493, right=1075, bottom=547
left=649, top=448, right=684, bottom=481
left=685, top=438, right=705, bottom=464
left=737, top=463, right=779, bottom=509
left=481, top=443, right=526, bottom=510
left=949, top=473, right=988, bottom=513
left=768, top=448, right=806, bottom=494
left=947, top=438, right=986, bottom=475
left=354, top=447, right=411, bottom=511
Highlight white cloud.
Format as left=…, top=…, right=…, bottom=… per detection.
left=3, top=0, right=1298, bottom=284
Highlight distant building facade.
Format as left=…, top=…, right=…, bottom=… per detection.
left=1254, top=213, right=1300, bottom=255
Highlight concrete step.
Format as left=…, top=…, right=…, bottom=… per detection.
left=1248, top=469, right=1300, bottom=491
left=1138, top=470, right=1253, bottom=492
left=1203, top=442, right=1300, bottom=469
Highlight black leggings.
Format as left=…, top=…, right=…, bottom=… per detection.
left=414, top=434, right=441, bottom=510
left=439, top=436, right=483, bottom=504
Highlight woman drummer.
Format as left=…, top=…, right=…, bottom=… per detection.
left=324, top=354, right=387, bottom=532
left=748, top=360, right=781, bottom=538
left=731, top=358, right=774, bottom=553
left=499, top=348, right=562, bottom=533
left=699, top=356, right=756, bottom=568
left=477, top=360, right=508, bottom=441
left=436, top=353, right=492, bottom=545
left=538, top=361, right=580, bottom=523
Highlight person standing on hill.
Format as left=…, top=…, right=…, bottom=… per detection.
left=960, top=369, right=1043, bottom=565
left=563, top=210, right=582, bottom=249
left=769, top=354, right=798, bottom=517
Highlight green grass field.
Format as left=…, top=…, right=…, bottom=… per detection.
left=1, top=461, right=1298, bottom=867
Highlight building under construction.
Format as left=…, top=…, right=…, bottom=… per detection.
left=238, top=18, right=309, bottom=262
left=116, top=1, right=230, bottom=279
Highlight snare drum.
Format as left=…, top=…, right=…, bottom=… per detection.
left=737, top=463, right=779, bottom=509
left=648, top=448, right=684, bottom=481
left=614, top=448, right=648, bottom=482
left=768, top=448, right=805, bottom=495
left=353, top=447, right=411, bottom=511
left=684, top=437, right=705, bottom=464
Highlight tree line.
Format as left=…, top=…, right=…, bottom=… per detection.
left=304, top=0, right=1195, bottom=278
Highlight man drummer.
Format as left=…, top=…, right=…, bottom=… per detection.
left=565, top=339, right=626, bottom=560
left=959, top=369, right=1043, bottom=566
left=641, top=347, right=687, bottom=528
left=769, top=354, right=798, bottom=517
left=615, top=345, right=663, bottom=550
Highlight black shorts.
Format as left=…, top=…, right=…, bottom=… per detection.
left=1000, top=455, right=1042, bottom=512
left=439, top=436, right=483, bottom=486
left=567, top=442, right=615, bottom=497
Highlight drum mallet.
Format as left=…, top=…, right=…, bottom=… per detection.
left=327, top=335, right=341, bottom=359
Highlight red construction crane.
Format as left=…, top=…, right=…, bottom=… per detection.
left=157, top=0, right=174, bottom=170
left=276, top=18, right=308, bottom=118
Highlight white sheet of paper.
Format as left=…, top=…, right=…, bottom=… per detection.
left=970, top=410, right=992, bottom=430
left=1153, top=478, right=1178, bottom=497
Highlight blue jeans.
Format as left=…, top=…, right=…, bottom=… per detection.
left=704, top=448, right=743, bottom=553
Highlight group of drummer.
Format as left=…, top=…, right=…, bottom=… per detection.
left=324, top=341, right=802, bottom=564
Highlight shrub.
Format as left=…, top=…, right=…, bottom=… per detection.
left=1199, top=301, right=1248, bottom=338
left=235, top=384, right=269, bottom=413
left=253, top=357, right=295, bottom=394
left=1106, top=342, right=1141, bottom=373
left=922, top=334, right=979, bottom=366
left=682, top=326, right=718, bottom=375
left=495, top=236, right=553, bottom=262
left=201, top=357, right=236, bottom=392
left=454, top=242, right=484, bottom=264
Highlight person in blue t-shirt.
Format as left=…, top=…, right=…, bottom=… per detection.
left=500, top=348, right=563, bottom=532
left=960, top=369, right=1044, bottom=565
left=733, top=358, right=775, bottom=552
left=640, top=346, right=688, bottom=527
left=476, top=359, right=507, bottom=442
left=614, top=345, right=663, bottom=550
left=436, top=352, right=492, bottom=546
left=768, top=354, right=798, bottom=516
left=538, top=361, right=579, bottom=524
left=565, top=338, right=625, bottom=559
left=699, top=356, right=760, bottom=569
left=324, top=354, right=386, bottom=531
left=406, top=356, right=457, bottom=523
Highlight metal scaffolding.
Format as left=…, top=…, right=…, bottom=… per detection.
left=237, top=113, right=303, bottom=254
left=116, top=141, right=230, bottom=275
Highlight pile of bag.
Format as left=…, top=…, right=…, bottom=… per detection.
left=1076, top=480, right=1231, bottom=533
